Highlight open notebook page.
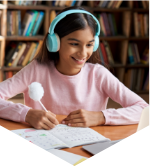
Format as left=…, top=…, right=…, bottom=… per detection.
left=12, top=128, right=68, bottom=149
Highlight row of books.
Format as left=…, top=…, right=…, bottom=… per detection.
left=7, top=10, right=45, bottom=36
left=88, top=1, right=123, bottom=8
left=5, top=41, right=43, bottom=67
left=9, top=0, right=43, bottom=6
left=128, top=43, right=149, bottom=65
left=51, top=0, right=83, bottom=7
left=50, top=11, right=118, bottom=37
left=96, top=13, right=117, bottom=36
left=123, top=69, right=149, bottom=91
left=133, top=1, right=149, bottom=9
left=51, top=0, right=123, bottom=8
left=98, top=41, right=114, bottom=65
left=128, top=43, right=140, bottom=64
left=133, top=13, right=149, bottom=37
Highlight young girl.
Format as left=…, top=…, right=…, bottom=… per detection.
left=0, top=6, right=148, bottom=130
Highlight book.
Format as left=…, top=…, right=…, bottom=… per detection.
left=101, top=13, right=111, bottom=36
left=107, top=1, right=114, bottom=8
left=100, top=42, right=109, bottom=64
left=17, top=42, right=32, bottom=66
left=58, top=0, right=66, bottom=7
left=12, top=43, right=27, bottom=67
left=25, top=10, right=39, bottom=36
left=108, top=14, right=116, bottom=36
left=75, top=0, right=83, bottom=6
left=33, top=40, right=43, bottom=58
left=115, top=1, right=123, bottom=8
left=29, top=12, right=40, bottom=36
left=101, top=1, right=109, bottom=8
left=7, top=42, right=22, bottom=66
left=133, top=43, right=140, bottom=63
left=9, top=0, right=19, bottom=5
left=7, top=10, right=11, bottom=36
left=22, top=42, right=37, bottom=66
left=32, top=11, right=44, bottom=36
left=98, top=1, right=104, bottom=7
left=99, top=14, right=106, bottom=36
left=5, top=42, right=17, bottom=66
left=55, top=0, right=60, bottom=6
left=94, top=1, right=100, bottom=7
left=11, top=42, right=24, bottom=66
left=27, top=42, right=39, bottom=64
left=22, top=11, right=33, bottom=35
left=111, top=1, right=118, bottom=8
left=128, top=43, right=134, bottom=64
left=102, top=41, right=114, bottom=65
left=98, top=45, right=104, bottom=65
left=133, top=12, right=139, bottom=37
left=12, top=124, right=110, bottom=150
left=50, top=10, right=56, bottom=24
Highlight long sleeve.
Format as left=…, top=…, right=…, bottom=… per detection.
left=95, top=65, right=149, bottom=125
left=0, top=61, right=36, bottom=123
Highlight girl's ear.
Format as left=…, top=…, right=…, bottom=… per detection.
left=46, top=33, right=60, bottom=52
left=93, top=36, right=99, bottom=52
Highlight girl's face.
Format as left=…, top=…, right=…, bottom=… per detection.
left=56, top=26, right=95, bottom=76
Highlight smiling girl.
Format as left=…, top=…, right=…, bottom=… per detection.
left=0, top=6, right=148, bottom=130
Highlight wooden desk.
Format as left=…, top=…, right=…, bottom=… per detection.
left=0, top=115, right=138, bottom=158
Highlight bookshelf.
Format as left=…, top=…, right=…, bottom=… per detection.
left=0, top=0, right=149, bottom=97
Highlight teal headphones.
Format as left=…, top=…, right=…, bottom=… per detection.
left=46, top=9, right=100, bottom=52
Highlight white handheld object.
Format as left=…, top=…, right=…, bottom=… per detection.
left=28, top=82, right=48, bottom=112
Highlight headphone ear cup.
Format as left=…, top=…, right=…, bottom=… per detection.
left=46, top=33, right=60, bottom=52
left=93, top=35, right=99, bottom=52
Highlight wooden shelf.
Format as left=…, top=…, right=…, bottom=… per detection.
left=7, top=3, right=49, bottom=10
left=133, top=8, right=149, bottom=12
left=134, top=90, right=149, bottom=94
left=93, top=7, right=132, bottom=12
left=109, top=64, right=149, bottom=68
left=6, top=35, right=44, bottom=41
left=2, top=66, right=23, bottom=71
left=100, top=36, right=128, bottom=41
left=129, top=36, right=149, bottom=40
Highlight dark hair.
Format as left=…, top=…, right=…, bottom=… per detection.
left=34, top=6, right=103, bottom=66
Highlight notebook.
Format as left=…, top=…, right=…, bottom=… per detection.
left=12, top=124, right=110, bottom=150
left=82, top=106, right=149, bottom=155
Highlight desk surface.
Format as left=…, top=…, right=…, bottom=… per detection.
left=0, top=115, right=138, bottom=158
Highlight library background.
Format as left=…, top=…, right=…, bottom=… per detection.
left=0, top=0, right=149, bottom=104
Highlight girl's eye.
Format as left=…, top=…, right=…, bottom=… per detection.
left=70, top=43, right=93, bottom=47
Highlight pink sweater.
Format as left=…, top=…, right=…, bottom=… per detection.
left=0, top=60, right=148, bottom=125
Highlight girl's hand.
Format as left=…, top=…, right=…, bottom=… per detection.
left=61, top=109, right=105, bottom=127
left=25, top=109, right=59, bottom=130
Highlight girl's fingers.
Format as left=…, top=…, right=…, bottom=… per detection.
left=68, top=123, right=86, bottom=127
left=41, top=123, right=52, bottom=130
left=42, top=117, right=56, bottom=129
left=47, top=113, right=59, bottom=125
left=62, top=118, right=84, bottom=125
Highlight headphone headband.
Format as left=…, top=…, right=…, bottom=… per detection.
left=48, top=9, right=100, bottom=36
